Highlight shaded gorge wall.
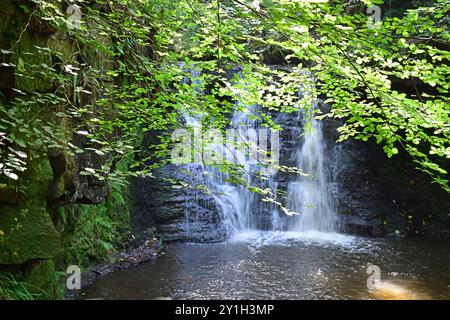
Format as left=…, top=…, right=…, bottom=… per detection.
left=0, top=1, right=131, bottom=299
left=131, top=94, right=450, bottom=243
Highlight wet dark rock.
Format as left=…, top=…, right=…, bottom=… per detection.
left=71, top=134, right=109, bottom=205
left=340, top=216, right=384, bottom=237
left=321, top=116, right=392, bottom=237
left=130, top=74, right=449, bottom=241
left=48, top=148, right=72, bottom=176
left=131, top=164, right=225, bottom=244
left=321, top=107, right=450, bottom=237
left=372, top=149, right=450, bottom=237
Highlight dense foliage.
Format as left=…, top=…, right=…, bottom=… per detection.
left=0, top=0, right=449, bottom=210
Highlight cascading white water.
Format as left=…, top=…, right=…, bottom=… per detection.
left=182, top=67, right=337, bottom=240
left=213, top=102, right=260, bottom=232
left=182, top=68, right=260, bottom=236
left=287, top=102, right=338, bottom=233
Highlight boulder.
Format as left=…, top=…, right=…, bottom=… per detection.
left=0, top=156, right=61, bottom=264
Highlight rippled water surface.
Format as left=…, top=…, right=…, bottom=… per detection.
left=82, top=232, right=450, bottom=300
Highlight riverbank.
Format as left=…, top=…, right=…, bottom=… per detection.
left=66, top=238, right=162, bottom=300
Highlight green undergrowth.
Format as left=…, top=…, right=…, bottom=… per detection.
left=0, top=267, right=64, bottom=300
left=64, top=180, right=133, bottom=268
left=0, top=272, right=34, bottom=300
left=0, top=177, right=133, bottom=300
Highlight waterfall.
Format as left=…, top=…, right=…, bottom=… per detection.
left=181, top=67, right=338, bottom=241
left=181, top=68, right=261, bottom=237
left=213, top=106, right=258, bottom=233
left=286, top=102, right=338, bottom=232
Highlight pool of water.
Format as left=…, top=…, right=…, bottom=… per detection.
left=82, top=231, right=450, bottom=300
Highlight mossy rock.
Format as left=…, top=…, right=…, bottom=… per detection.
left=23, top=259, right=64, bottom=299
left=47, top=32, right=77, bottom=65
left=0, top=155, right=61, bottom=264
left=83, top=20, right=115, bottom=72
left=47, top=174, right=66, bottom=201
left=12, top=32, right=53, bottom=92
left=0, top=0, right=16, bottom=34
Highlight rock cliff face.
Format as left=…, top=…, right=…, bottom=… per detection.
left=131, top=165, right=224, bottom=243
left=0, top=1, right=111, bottom=298
left=322, top=114, right=391, bottom=237
left=130, top=100, right=450, bottom=241
left=321, top=108, right=450, bottom=238
left=273, top=104, right=390, bottom=237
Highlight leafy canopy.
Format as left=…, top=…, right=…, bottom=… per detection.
left=0, top=0, right=449, bottom=201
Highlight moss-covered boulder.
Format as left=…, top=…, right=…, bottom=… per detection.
left=23, top=259, right=64, bottom=299
left=0, top=155, right=61, bottom=264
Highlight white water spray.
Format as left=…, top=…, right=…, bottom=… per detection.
left=182, top=68, right=338, bottom=240
left=287, top=103, right=338, bottom=233
left=182, top=68, right=260, bottom=236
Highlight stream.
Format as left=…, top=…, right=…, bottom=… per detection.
left=82, top=231, right=450, bottom=300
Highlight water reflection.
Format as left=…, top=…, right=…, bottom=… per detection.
left=367, top=280, right=431, bottom=300
left=82, top=232, right=450, bottom=300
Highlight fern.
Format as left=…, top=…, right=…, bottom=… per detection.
left=0, top=272, right=35, bottom=300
